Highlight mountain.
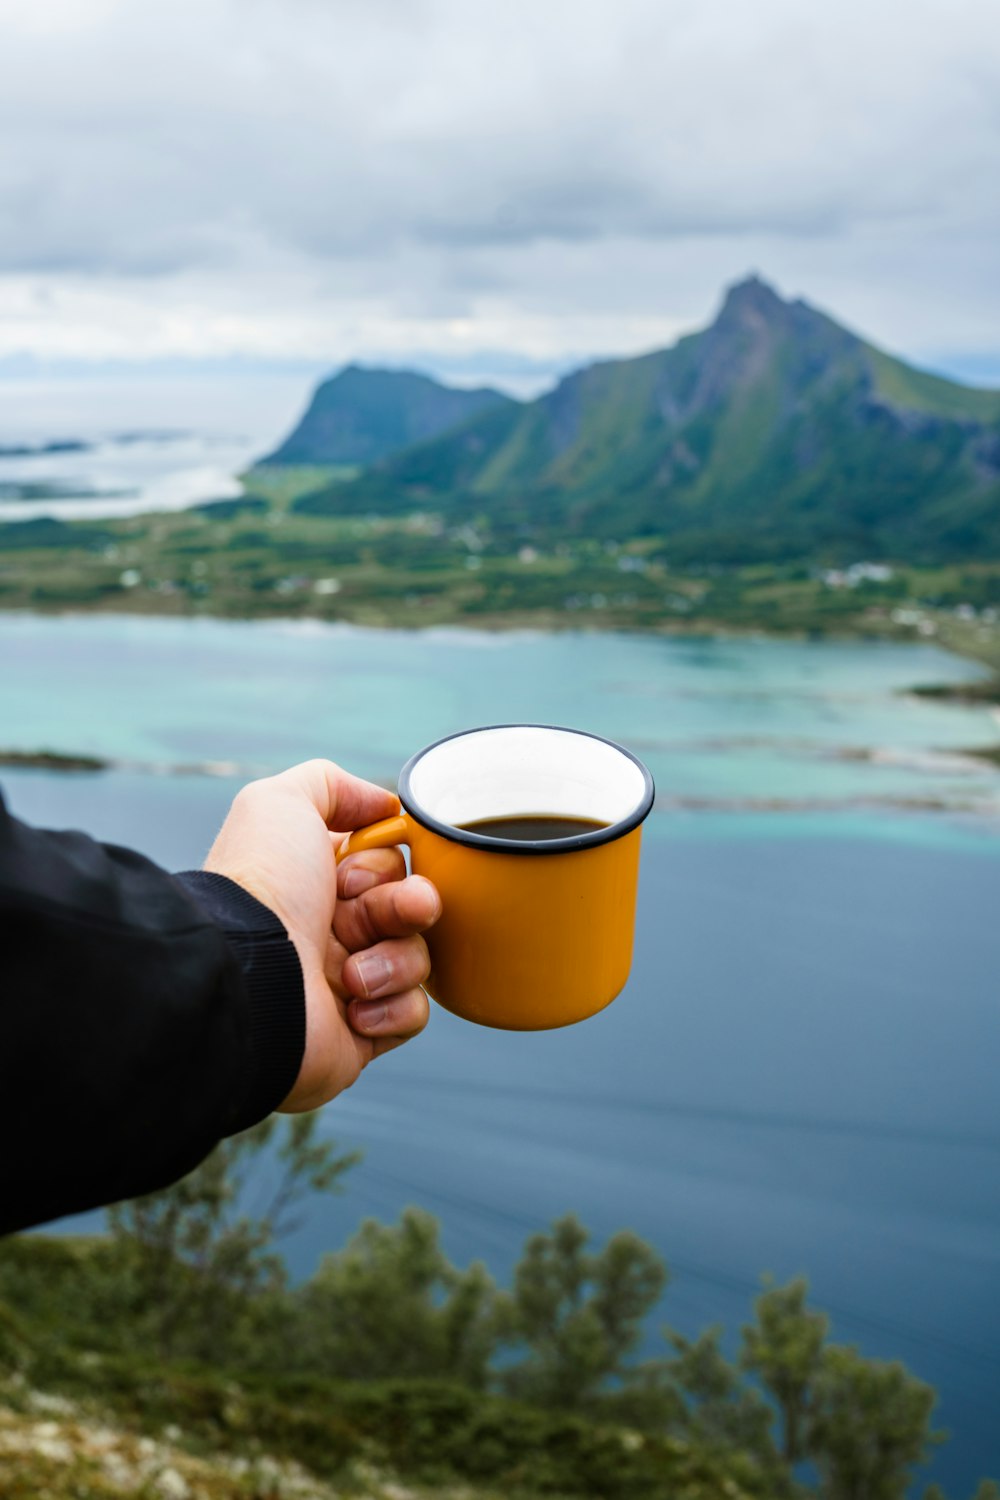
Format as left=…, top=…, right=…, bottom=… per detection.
left=295, top=279, right=1000, bottom=563
left=262, top=364, right=515, bottom=467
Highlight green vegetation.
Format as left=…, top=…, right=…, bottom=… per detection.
left=866, top=346, right=1000, bottom=424
left=295, top=280, right=1000, bottom=565
left=0, top=1120, right=994, bottom=1500
left=240, top=463, right=360, bottom=508
left=103, top=1114, right=361, bottom=1364
left=3, top=466, right=1000, bottom=680
left=3, top=477, right=995, bottom=711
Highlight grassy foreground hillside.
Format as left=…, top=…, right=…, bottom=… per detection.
left=1, top=1121, right=997, bottom=1500
left=0, top=1361, right=762, bottom=1500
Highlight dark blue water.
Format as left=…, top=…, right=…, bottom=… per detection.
left=298, top=831, right=1000, bottom=1494
left=3, top=616, right=1000, bottom=1492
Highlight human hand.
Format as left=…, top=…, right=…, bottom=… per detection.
left=204, top=759, right=439, bottom=1111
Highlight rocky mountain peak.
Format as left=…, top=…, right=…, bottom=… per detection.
left=716, top=274, right=787, bottom=326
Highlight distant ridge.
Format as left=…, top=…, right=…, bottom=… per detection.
left=288, top=278, right=1000, bottom=564
left=263, top=364, right=515, bottom=467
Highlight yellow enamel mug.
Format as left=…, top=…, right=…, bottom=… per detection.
left=338, top=724, right=655, bottom=1031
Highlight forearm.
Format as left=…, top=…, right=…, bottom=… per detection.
left=0, top=794, right=304, bottom=1236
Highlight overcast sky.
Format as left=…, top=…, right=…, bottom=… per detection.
left=1, top=0, right=998, bottom=387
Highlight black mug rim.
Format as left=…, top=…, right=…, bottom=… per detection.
left=397, top=723, right=655, bottom=856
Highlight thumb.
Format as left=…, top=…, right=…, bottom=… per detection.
left=274, top=759, right=400, bottom=832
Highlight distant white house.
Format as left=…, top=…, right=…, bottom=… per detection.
left=822, top=561, right=895, bottom=589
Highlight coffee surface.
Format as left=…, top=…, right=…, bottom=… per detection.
left=457, top=814, right=608, bottom=842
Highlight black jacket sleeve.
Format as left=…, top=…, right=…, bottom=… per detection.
left=0, top=791, right=305, bottom=1236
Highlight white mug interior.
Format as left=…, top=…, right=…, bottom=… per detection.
left=404, top=725, right=649, bottom=830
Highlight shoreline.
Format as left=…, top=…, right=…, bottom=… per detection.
left=3, top=468, right=999, bottom=688
left=3, top=607, right=999, bottom=783
left=3, top=593, right=999, bottom=695
left=4, top=589, right=1000, bottom=664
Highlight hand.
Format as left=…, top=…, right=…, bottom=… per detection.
left=203, top=759, right=440, bottom=1111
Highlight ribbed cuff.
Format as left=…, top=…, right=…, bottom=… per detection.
left=174, top=870, right=306, bottom=1133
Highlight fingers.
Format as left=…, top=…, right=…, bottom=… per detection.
left=334, top=865, right=439, bottom=1067
left=334, top=873, right=441, bottom=954
left=336, top=846, right=406, bottom=900
left=348, top=985, right=430, bottom=1046
left=342, top=934, right=432, bottom=1002
left=274, top=759, right=399, bottom=833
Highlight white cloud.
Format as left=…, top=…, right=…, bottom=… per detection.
left=0, top=0, right=997, bottom=371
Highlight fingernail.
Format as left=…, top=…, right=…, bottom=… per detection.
left=353, top=952, right=391, bottom=998
left=413, top=875, right=442, bottom=920
left=353, top=999, right=388, bottom=1031
left=342, top=866, right=378, bottom=898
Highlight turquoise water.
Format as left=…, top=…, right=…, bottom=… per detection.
left=2, top=613, right=999, bottom=1491
left=2, top=612, right=999, bottom=819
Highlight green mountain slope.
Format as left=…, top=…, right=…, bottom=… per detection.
left=296, top=279, right=1000, bottom=562
left=263, top=364, right=515, bottom=466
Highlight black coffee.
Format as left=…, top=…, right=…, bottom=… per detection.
left=458, top=814, right=608, bottom=842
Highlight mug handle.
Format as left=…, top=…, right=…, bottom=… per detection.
left=337, top=812, right=412, bottom=863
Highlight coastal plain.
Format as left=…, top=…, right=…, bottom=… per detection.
left=1, top=467, right=998, bottom=660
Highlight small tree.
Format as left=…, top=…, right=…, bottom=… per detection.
left=666, top=1326, right=782, bottom=1471
left=106, top=1112, right=360, bottom=1361
left=295, top=1207, right=496, bottom=1385
left=809, top=1344, right=941, bottom=1500
left=741, top=1276, right=828, bottom=1462
left=496, top=1213, right=667, bottom=1409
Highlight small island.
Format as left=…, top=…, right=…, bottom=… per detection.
left=0, top=438, right=91, bottom=457
left=0, top=749, right=109, bottom=773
